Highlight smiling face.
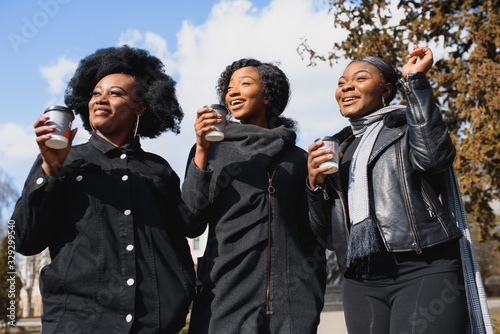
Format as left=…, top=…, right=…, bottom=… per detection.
left=225, top=66, right=269, bottom=127
left=88, top=73, right=144, bottom=146
left=335, top=61, right=392, bottom=119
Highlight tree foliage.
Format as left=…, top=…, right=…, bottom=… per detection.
left=298, top=0, right=500, bottom=241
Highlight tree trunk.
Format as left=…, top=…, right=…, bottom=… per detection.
left=26, top=289, right=33, bottom=318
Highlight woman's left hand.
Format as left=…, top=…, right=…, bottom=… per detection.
left=402, top=44, right=434, bottom=77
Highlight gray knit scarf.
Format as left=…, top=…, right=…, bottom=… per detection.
left=442, top=167, right=493, bottom=333
left=347, top=105, right=405, bottom=262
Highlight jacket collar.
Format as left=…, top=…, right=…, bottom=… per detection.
left=336, top=109, right=407, bottom=164
left=368, top=126, right=405, bottom=165
left=224, top=123, right=296, bottom=144
left=368, top=109, right=406, bottom=164
left=89, top=133, right=142, bottom=157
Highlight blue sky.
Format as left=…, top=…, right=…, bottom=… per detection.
left=0, top=0, right=351, bottom=205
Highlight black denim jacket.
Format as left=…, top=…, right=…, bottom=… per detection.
left=11, top=134, right=195, bottom=333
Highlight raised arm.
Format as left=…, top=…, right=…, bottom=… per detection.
left=398, top=45, right=455, bottom=173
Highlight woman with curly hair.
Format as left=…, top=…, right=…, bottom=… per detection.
left=182, top=59, right=326, bottom=333
left=11, top=45, right=195, bottom=333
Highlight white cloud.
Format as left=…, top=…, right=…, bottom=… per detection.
left=0, top=123, right=39, bottom=189
left=117, top=29, right=143, bottom=46
left=39, top=56, right=78, bottom=95
left=118, top=29, right=176, bottom=76
left=0, top=123, right=38, bottom=162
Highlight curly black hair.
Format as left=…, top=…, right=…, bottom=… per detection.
left=64, top=45, right=183, bottom=138
left=216, top=58, right=297, bottom=130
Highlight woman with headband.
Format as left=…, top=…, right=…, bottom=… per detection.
left=307, top=45, right=470, bottom=333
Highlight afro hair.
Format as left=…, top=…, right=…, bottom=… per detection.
left=64, top=45, right=183, bottom=138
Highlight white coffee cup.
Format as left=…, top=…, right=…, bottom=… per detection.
left=44, top=105, right=74, bottom=149
left=315, top=136, right=339, bottom=174
left=204, top=104, right=227, bottom=142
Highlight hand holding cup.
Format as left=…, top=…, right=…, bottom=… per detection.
left=194, top=105, right=226, bottom=147
left=308, top=137, right=339, bottom=189
left=315, top=137, right=339, bottom=174
left=203, top=104, right=227, bottom=142
left=193, top=105, right=227, bottom=170
left=43, top=106, right=75, bottom=149
left=35, top=106, right=77, bottom=176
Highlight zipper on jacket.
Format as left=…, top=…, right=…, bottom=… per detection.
left=266, top=171, right=276, bottom=315
left=395, top=141, right=422, bottom=254
left=402, top=77, right=424, bottom=124
left=320, top=185, right=329, bottom=201
left=421, top=186, right=451, bottom=238
left=421, top=190, right=436, bottom=218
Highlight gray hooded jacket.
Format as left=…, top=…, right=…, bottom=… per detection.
left=182, top=124, right=326, bottom=334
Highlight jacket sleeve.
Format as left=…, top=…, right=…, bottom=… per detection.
left=10, top=155, right=64, bottom=255
left=306, top=179, right=334, bottom=250
left=397, top=72, right=456, bottom=173
left=180, top=158, right=213, bottom=238
left=307, top=174, right=350, bottom=272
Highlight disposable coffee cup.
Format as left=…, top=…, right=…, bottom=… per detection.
left=44, top=105, right=75, bottom=149
left=204, top=104, right=227, bottom=142
left=315, top=136, right=339, bottom=174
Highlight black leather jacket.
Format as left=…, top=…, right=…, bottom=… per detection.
left=308, top=72, right=462, bottom=273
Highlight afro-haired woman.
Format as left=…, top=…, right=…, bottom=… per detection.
left=11, top=45, right=195, bottom=333
left=182, top=59, right=326, bottom=333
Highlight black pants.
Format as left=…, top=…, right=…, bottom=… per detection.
left=342, top=270, right=468, bottom=334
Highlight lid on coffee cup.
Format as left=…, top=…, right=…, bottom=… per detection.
left=315, top=136, right=337, bottom=143
left=44, top=105, right=75, bottom=119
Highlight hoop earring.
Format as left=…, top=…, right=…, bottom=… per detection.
left=133, top=115, right=140, bottom=139
left=90, top=117, right=97, bottom=133
left=382, top=96, right=386, bottom=108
